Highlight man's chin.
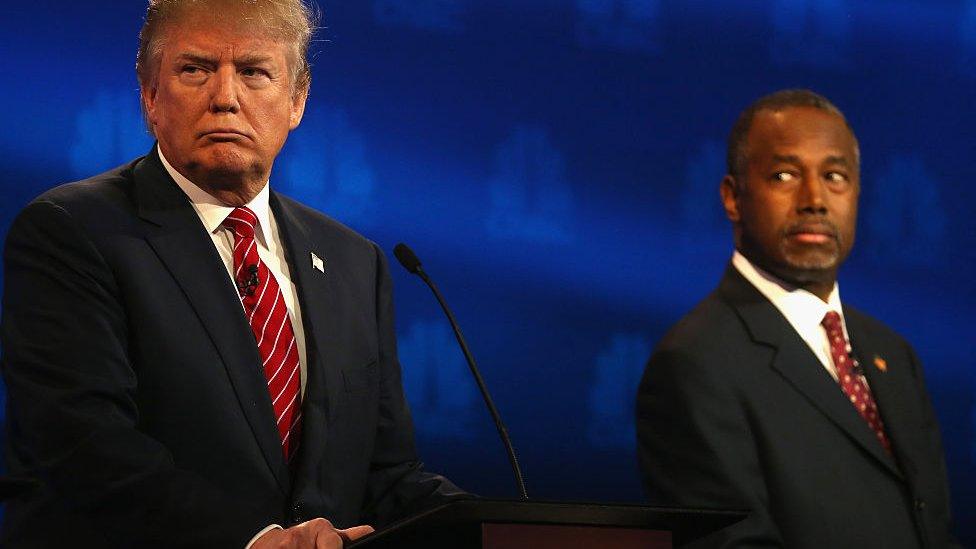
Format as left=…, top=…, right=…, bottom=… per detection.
left=785, top=255, right=838, bottom=272
left=189, top=154, right=264, bottom=188
left=781, top=241, right=840, bottom=271
left=202, top=162, right=249, bottom=180
left=779, top=252, right=840, bottom=285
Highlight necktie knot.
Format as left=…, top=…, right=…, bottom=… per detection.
left=821, top=310, right=843, bottom=335
left=222, top=207, right=258, bottom=240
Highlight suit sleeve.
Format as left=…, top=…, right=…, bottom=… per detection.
left=636, top=346, right=784, bottom=548
left=358, top=243, right=466, bottom=526
left=1, top=200, right=272, bottom=547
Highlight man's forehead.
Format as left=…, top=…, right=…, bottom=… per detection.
left=748, top=108, right=856, bottom=154
left=754, top=106, right=845, bottom=130
left=160, top=22, right=291, bottom=62
left=173, top=48, right=279, bottom=63
left=162, top=18, right=279, bottom=44
left=768, top=152, right=853, bottom=166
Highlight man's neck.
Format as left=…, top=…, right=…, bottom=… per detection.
left=735, top=250, right=838, bottom=303
left=191, top=182, right=263, bottom=207
left=799, top=280, right=834, bottom=303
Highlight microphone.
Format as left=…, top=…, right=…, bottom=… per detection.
left=393, top=244, right=422, bottom=274
left=393, top=243, right=528, bottom=500
left=238, top=264, right=260, bottom=296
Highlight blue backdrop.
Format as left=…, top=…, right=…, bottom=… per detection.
left=1, top=0, right=974, bottom=542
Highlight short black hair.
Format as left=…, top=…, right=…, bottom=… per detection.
left=726, top=89, right=858, bottom=179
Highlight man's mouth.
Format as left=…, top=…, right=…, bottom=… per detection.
left=786, top=223, right=838, bottom=245
left=201, top=129, right=248, bottom=142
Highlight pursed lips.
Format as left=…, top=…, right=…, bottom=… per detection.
left=199, top=129, right=250, bottom=141
left=786, top=222, right=838, bottom=244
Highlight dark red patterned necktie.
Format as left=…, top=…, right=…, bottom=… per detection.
left=821, top=311, right=890, bottom=453
left=222, top=207, right=302, bottom=461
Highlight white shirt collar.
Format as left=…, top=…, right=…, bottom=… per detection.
left=732, top=250, right=844, bottom=334
left=157, top=145, right=273, bottom=243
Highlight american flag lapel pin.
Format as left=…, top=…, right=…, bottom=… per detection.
left=873, top=355, right=887, bottom=373
left=310, top=252, right=325, bottom=274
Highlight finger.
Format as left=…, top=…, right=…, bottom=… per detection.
left=313, top=527, right=343, bottom=549
left=291, top=518, right=337, bottom=547
left=336, top=525, right=375, bottom=541
left=299, top=517, right=335, bottom=530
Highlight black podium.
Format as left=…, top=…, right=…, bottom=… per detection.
left=348, top=498, right=743, bottom=549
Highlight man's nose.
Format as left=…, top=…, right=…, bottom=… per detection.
left=797, top=171, right=827, bottom=214
left=210, top=66, right=240, bottom=113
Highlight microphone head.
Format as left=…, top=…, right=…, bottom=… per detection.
left=393, top=243, right=422, bottom=274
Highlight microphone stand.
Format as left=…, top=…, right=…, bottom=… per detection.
left=394, top=244, right=529, bottom=500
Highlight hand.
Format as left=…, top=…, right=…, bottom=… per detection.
left=252, top=519, right=375, bottom=549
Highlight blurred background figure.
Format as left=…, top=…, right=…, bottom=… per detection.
left=637, top=89, right=958, bottom=548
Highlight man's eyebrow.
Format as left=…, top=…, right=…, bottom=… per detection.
left=771, top=154, right=801, bottom=164
left=174, top=52, right=218, bottom=65
left=172, top=52, right=276, bottom=66
left=235, top=53, right=276, bottom=65
left=823, top=155, right=851, bottom=166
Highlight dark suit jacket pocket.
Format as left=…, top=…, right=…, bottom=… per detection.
left=342, top=359, right=377, bottom=393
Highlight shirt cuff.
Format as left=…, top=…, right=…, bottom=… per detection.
left=245, top=524, right=283, bottom=548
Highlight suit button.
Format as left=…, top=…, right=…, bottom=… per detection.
left=914, top=499, right=926, bottom=511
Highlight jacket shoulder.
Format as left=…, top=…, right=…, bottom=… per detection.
left=32, top=159, right=140, bottom=210
left=273, top=192, right=378, bottom=254
left=7, top=159, right=143, bottom=246
left=843, top=305, right=910, bottom=346
left=655, top=291, right=746, bottom=357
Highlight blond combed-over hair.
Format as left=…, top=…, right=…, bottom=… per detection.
left=135, top=0, right=318, bottom=94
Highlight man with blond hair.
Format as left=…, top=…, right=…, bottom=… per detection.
left=1, top=1, right=462, bottom=547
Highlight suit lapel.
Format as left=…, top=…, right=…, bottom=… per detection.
left=132, top=149, right=290, bottom=493
left=269, top=193, right=343, bottom=473
left=720, top=267, right=902, bottom=478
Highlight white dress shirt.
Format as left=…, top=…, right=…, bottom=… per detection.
left=158, top=148, right=308, bottom=397
left=732, top=250, right=852, bottom=381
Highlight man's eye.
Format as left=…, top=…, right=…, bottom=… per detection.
left=825, top=171, right=848, bottom=183
left=241, top=68, right=269, bottom=78
left=179, top=66, right=208, bottom=82
left=773, top=172, right=795, bottom=182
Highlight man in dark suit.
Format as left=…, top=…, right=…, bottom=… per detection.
left=1, top=1, right=461, bottom=547
left=636, top=90, right=958, bottom=548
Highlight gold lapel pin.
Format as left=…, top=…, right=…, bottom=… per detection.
left=873, top=355, right=887, bottom=373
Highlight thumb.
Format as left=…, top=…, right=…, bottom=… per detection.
left=337, top=524, right=375, bottom=542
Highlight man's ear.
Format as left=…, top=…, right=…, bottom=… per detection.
left=720, top=175, right=741, bottom=223
left=289, top=86, right=308, bottom=130
left=141, top=85, right=158, bottom=128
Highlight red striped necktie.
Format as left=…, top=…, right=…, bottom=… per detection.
left=821, top=311, right=890, bottom=453
left=222, top=207, right=302, bottom=461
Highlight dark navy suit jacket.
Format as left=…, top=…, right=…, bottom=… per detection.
left=1, top=148, right=462, bottom=547
left=637, top=266, right=958, bottom=548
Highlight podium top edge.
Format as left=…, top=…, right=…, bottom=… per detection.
left=348, top=496, right=745, bottom=547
